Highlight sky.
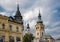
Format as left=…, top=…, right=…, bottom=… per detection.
left=0, top=0, right=60, bottom=39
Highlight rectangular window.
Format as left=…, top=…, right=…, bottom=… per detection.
left=9, top=25, right=12, bottom=31
left=16, top=27, right=19, bottom=32
left=9, top=36, right=14, bottom=42
left=16, top=37, right=21, bottom=42
left=2, top=24, right=5, bottom=29
left=0, top=36, right=5, bottom=42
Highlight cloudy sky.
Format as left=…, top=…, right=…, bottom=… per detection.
left=0, top=0, right=60, bottom=39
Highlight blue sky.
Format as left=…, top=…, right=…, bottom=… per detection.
left=0, top=0, right=60, bottom=39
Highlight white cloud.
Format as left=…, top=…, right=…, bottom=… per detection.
left=0, top=0, right=60, bottom=39
left=0, top=12, right=10, bottom=16
left=23, top=8, right=39, bottom=22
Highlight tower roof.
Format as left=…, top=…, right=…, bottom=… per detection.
left=37, top=10, right=43, bottom=23
left=38, top=10, right=41, bottom=17
left=14, top=4, right=23, bottom=24
left=27, top=23, right=30, bottom=29
left=15, top=4, right=21, bottom=17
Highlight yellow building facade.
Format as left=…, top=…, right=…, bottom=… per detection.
left=0, top=5, right=24, bottom=42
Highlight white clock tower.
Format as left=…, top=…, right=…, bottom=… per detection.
left=35, top=10, right=45, bottom=42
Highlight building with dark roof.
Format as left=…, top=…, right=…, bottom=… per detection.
left=0, top=4, right=24, bottom=42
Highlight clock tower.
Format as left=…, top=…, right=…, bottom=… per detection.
left=35, top=10, right=45, bottom=42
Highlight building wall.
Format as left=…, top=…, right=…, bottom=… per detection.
left=35, top=23, right=44, bottom=39
left=44, top=38, right=55, bottom=42
left=55, top=40, right=60, bottom=42
left=0, top=15, right=23, bottom=42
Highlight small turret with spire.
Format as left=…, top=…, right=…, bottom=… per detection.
left=37, top=10, right=43, bottom=23
left=27, top=23, right=30, bottom=29
left=26, top=23, right=30, bottom=34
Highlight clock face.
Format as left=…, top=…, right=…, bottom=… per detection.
left=36, top=27, right=39, bottom=30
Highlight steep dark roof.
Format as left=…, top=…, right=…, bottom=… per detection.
left=14, top=4, right=21, bottom=17
left=9, top=16, right=14, bottom=21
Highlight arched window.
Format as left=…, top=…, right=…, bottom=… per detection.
left=37, top=33, right=39, bottom=36
left=42, top=32, right=43, bottom=36
left=0, top=36, right=5, bottom=42
left=16, top=27, right=19, bottom=32
left=9, top=25, right=12, bottom=31
left=9, top=36, right=14, bottom=42
left=2, top=23, right=5, bottom=29
left=16, top=37, right=21, bottom=42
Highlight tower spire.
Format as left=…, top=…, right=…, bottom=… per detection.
left=37, top=10, right=43, bottom=23
left=17, top=4, right=19, bottom=11
left=15, top=4, right=21, bottom=17
left=38, top=10, right=41, bottom=17
left=14, top=4, right=23, bottom=24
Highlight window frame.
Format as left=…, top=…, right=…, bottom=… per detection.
left=9, top=25, right=12, bottom=31
left=16, top=26, right=19, bottom=32
left=2, top=23, right=5, bottom=29
left=16, top=37, right=21, bottom=42
left=9, top=36, right=14, bottom=42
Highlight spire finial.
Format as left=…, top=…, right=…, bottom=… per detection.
left=16, top=0, right=19, bottom=11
